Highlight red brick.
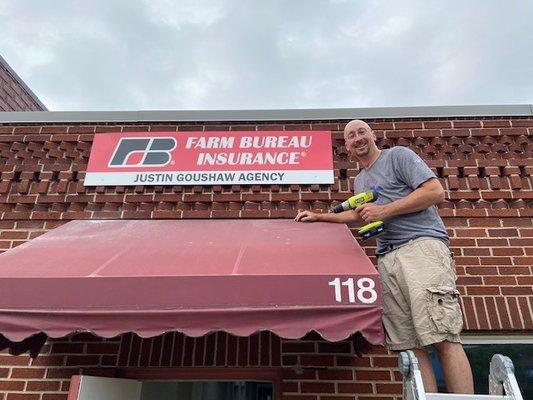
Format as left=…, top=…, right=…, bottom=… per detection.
left=355, top=369, right=392, bottom=380
left=424, top=121, right=452, bottom=129
left=484, top=297, right=500, bottom=329
left=65, top=355, right=100, bottom=366
left=476, top=238, right=508, bottom=247
left=282, top=382, right=299, bottom=392
left=372, top=356, right=397, bottom=368
left=517, top=276, right=533, bottom=285
left=463, top=248, right=490, bottom=256
left=467, top=286, right=500, bottom=295
left=510, top=119, right=533, bottom=127
left=453, top=120, right=481, bottom=128
left=26, top=381, right=61, bottom=391
left=497, top=266, right=530, bottom=275
left=248, top=333, right=259, bottom=366
left=518, top=297, right=533, bottom=327
left=192, top=336, right=205, bottom=367
left=41, top=395, right=68, bottom=400
left=282, top=342, right=315, bottom=353
left=506, top=297, right=523, bottom=329
left=369, top=122, right=393, bottom=130
left=501, top=287, right=533, bottom=295
left=376, top=383, right=403, bottom=394
left=0, top=355, right=30, bottom=366
left=29, top=355, right=64, bottom=367
left=483, top=276, right=517, bottom=285
left=511, top=255, right=533, bottom=265
left=483, top=120, right=510, bottom=128
left=317, top=370, right=353, bottom=380
left=457, top=276, right=483, bottom=285
left=492, top=247, right=524, bottom=256
left=299, top=355, right=334, bottom=367
left=359, top=397, right=396, bottom=400
left=337, top=383, right=373, bottom=393
left=496, top=297, right=512, bottom=329
left=442, top=129, right=470, bottom=137
left=480, top=257, right=512, bottom=265
left=0, top=380, right=25, bottom=391
left=336, top=356, right=371, bottom=367
left=394, top=122, right=423, bottom=129
left=86, top=343, right=120, bottom=354
left=67, top=126, right=96, bottom=134
left=0, top=231, right=29, bottom=239
left=317, top=342, right=352, bottom=353
left=384, top=130, right=413, bottom=139
left=454, top=228, right=487, bottom=238
left=44, top=368, right=79, bottom=379
left=10, top=368, right=46, bottom=378
left=467, top=218, right=501, bottom=227
left=14, top=126, right=41, bottom=134
left=301, top=382, right=335, bottom=393
left=6, top=395, right=40, bottom=400
left=473, top=297, right=490, bottom=330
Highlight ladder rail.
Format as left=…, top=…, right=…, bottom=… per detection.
left=398, top=351, right=524, bottom=400
left=488, top=355, right=523, bottom=400
left=426, top=395, right=511, bottom=400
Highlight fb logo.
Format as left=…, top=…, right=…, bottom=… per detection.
left=108, top=137, right=177, bottom=167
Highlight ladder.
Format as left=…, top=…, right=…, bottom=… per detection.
left=398, top=350, right=524, bottom=400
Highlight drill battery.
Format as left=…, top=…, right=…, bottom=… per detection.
left=358, top=220, right=384, bottom=240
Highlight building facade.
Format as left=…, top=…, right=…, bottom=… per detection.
left=0, top=106, right=531, bottom=399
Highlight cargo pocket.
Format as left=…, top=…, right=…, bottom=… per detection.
left=426, top=286, right=463, bottom=334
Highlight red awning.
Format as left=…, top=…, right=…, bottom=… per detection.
left=0, top=219, right=384, bottom=355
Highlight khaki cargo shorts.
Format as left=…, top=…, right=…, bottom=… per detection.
left=377, top=239, right=463, bottom=351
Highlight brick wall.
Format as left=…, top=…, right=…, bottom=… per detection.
left=0, top=332, right=398, bottom=400
left=0, top=117, right=532, bottom=399
left=0, top=61, right=45, bottom=112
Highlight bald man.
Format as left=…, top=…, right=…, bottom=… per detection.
left=295, top=120, right=474, bottom=394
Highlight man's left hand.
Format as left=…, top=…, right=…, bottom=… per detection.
left=355, top=203, right=391, bottom=222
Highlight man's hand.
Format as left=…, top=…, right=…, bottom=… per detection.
left=294, top=210, right=320, bottom=222
left=355, top=203, right=390, bottom=222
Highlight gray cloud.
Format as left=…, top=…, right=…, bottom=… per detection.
left=1, top=0, right=532, bottom=111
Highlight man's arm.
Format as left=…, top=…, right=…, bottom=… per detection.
left=356, top=178, right=445, bottom=222
left=294, top=209, right=363, bottom=224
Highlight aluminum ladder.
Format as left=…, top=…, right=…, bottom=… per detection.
left=398, top=350, right=524, bottom=400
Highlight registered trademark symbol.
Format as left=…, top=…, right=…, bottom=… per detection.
left=301, top=151, right=307, bottom=157
left=171, top=160, right=175, bottom=165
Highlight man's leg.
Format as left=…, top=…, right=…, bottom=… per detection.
left=411, top=347, right=438, bottom=393
left=433, top=340, right=474, bottom=394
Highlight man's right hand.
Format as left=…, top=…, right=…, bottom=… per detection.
left=294, top=210, right=320, bottom=222
left=295, top=208, right=363, bottom=224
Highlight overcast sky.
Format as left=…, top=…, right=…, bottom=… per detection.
left=1, top=0, right=532, bottom=111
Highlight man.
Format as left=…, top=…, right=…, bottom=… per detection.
left=295, top=120, right=474, bottom=394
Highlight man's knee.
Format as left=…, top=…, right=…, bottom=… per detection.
left=411, top=347, right=429, bottom=355
left=433, top=340, right=463, bottom=355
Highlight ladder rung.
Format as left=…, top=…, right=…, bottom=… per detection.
left=426, top=394, right=511, bottom=400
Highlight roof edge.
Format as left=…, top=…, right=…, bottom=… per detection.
left=0, top=104, right=531, bottom=123
left=0, top=55, right=48, bottom=111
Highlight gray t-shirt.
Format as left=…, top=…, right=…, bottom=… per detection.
left=354, top=147, right=448, bottom=255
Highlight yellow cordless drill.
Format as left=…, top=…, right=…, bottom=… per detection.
left=330, top=191, right=384, bottom=240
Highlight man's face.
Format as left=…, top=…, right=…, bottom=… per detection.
left=343, top=122, right=376, bottom=159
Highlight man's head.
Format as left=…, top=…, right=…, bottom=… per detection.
left=343, top=119, right=378, bottom=160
